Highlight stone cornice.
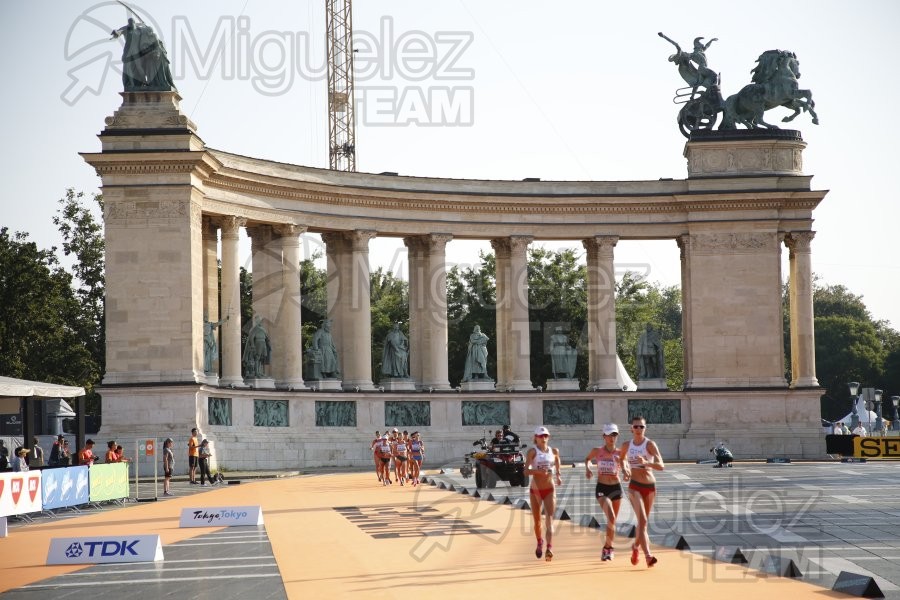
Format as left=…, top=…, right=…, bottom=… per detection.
left=203, top=171, right=824, bottom=216
left=81, top=150, right=221, bottom=180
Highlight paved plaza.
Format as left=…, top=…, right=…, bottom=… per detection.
left=1, top=460, right=898, bottom=599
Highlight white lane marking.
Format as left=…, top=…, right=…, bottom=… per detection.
left=67, top=563, right=276, bottom=576
left=770, top=529, right=808, bottom=543
left=830, top=495, right=871, bottom=504
left=103, top=556, right=274, bottom=565
left=23, top=574, right=281, bottom=589
left=767, top=476, right=789, bottom=481
left=670, top=472, right=692, bottom=480
left=683, top=481, right=703, bottom=487
left=745, top=470, right=764, bottom=474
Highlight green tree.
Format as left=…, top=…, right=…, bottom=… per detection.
left=615, top=272, right=683, bottom=390
left=0, top=228, right=97, bottom=392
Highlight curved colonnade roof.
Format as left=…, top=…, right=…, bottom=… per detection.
left=200, top=148, right=825, bottom=240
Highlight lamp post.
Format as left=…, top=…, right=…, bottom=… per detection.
left=892, top=396, right=900, bottom=432
left=874, top=389, right=884, bottom=435
left=849, top=381, right=860, bottom=429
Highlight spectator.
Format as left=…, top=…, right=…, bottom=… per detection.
left=105, top=440, right=120, bottom=463
left=0, top=440, right=9, bottom=470
left=841, top=423, right=851, bottom=435
left=832, top=421, right=843, bottom=435
left=852, top=423, right=867, bottom=436
left=11, top=447, right=30, bottom=472
left=502, top=425, right=520, bottom=443
left=162, top=438, right=175, bottom=496
left=198, top=439, right=213, bottom=486
left=61, top=440, right=72, bottom=465
left=115, top=445, right=129, bottom=462
left=29, top=437, right=44, bottom=468
left=79, top=439, right=96, bottom=466
left=48, top=434, right=65, bottom=466
left=188, top=427, right=200, bottom=484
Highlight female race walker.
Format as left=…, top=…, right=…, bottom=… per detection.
left=585, top=423, right=630, bottom=561
left=394, top=433, right=409, bottom=486
left=525, top=426, right=562, bottom=561
left=371, top=430, right=382, bottom=482
left=409, top=432, right=425, bottom=486
left=619, top=415, right=665, bottom=568
left=376, top=434, right=393, bottom=485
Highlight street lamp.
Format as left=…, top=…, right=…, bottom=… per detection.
left=874, top=389, right=884, bottom=435
left=892, top=396, right=900, bottom=431
left=849, top=381, right=860, bottom=429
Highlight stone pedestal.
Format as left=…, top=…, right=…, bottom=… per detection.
left=461, top=380, right=496, bottom=393
left=309, top=379, right=343, bottom=392
left=685, top=130, right=805, bottom=178
left=637, top=378, right=668, bottom=391
left=546, top=379, right=580, bottom=392
left=380, top=378, right=416, bottom=392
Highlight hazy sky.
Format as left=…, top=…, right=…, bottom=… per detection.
left=1, top=1, right=898, bottom=329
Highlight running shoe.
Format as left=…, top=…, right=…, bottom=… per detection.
left=535, top=540, right=543, bottom=559
left=601, top=547, right=613, bottom=561
left=630, top=545, right=639, bottom=565
left=545, top=547, right=553, bottom=562
left=646, top=555, right=658, bottom=568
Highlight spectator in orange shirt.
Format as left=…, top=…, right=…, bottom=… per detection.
left=105, top=440, right=121, bottom=463
left=188, top=427, right=200, bottom=484
left=79, top=439, right=96, bottom=466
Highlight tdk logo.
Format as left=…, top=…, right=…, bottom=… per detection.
left=65, top=540, right=140, bottom=558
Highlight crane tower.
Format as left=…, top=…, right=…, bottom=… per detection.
left=326, top=0, right=357, bottom=171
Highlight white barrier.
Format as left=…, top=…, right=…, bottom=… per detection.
left=179, top=506, right=264, bottom=527
left=47, top=534, right=164, bottom=564
left=0, top=471, right=42, bottom=517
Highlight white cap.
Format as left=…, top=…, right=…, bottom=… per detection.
left=392, top=428, right=399, bottom=432
left=602, top=423, right=619, bottom=435
left=534, top=426, right=550, bottom=436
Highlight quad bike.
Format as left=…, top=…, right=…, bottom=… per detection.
left=469, top=437, right=529, bottom=488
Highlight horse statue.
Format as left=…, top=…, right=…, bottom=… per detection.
left=719, top=49, right=819, bottom=130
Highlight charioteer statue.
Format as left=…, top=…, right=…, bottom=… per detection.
left=659, top=33, right=819, bottom=138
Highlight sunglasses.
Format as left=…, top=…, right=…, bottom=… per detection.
left=537, top=434, right=549, bottom=439
left=632, top=425, right=646, bottom=429
left=604, top=432, right=619, bottom=436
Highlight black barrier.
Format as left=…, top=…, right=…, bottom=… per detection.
left=825, top=434, right=856, bottom=455
left=832, top=571, right=884, bottom=598
left=714, top=546, right=748, bottom=564
left=758, top=554, right=802, bottom=578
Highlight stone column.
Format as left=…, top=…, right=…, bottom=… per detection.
left=201, top=217, right=220, bottom=379
left=786, top=231, right=819, bottom=388
left=491, top=236, right=534, bottom=391
left=405, top=234, right=452, bottom=390
left=339, top=230, right=377, bottom=391
left=404, top=237, right=425, bottom=387
left=677, top=235, right=694, bottom=388
left=583, top=235, right=619, bottom=390
left=219, top=216, right=246, bottom=387
left=274, top=224, right=306, bottom=389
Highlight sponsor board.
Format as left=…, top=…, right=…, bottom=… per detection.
left=47, top=534, right=164, bottom=565
left=179, top=505, right=264, bottom=527
left=0, top=471, right=43, bottom=517
left=853, top=436, right=900, bottom=459
left=42, top=466, right=90, bottom=510
left=89, top=463, right=129, bottom=502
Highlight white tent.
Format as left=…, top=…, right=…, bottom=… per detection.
left=615, top=356, right=637, bottom=392
left=837, top=395, right=879, bottom=432
left=0, top=376, right=85, bottom=399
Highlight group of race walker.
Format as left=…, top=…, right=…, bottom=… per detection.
left=526, top=415, right=665, bottom=568
left=371, top=416, right=664, bottom=568
left=371, top=429, right=426, bottom=486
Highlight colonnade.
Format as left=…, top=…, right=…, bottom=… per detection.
left=201, top=217, right=818, bottom=391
